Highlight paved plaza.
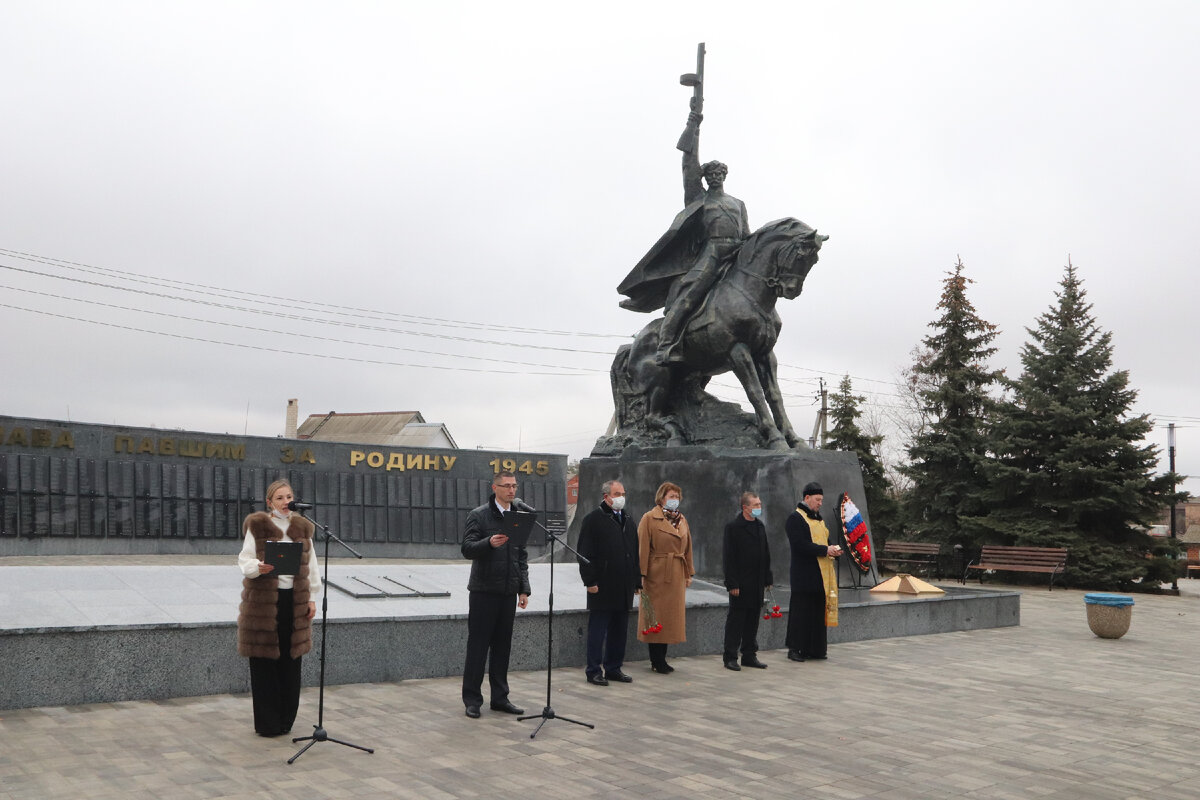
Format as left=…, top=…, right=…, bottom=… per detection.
left=2, top=579, right=1197, bottom=800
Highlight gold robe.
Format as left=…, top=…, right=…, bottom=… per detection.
left=803, top=513, right=839, bottom=627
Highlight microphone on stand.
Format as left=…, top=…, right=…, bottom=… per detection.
left=512, top=498, right=537, bottom=513
left=287, top=500, right=315, bottom=511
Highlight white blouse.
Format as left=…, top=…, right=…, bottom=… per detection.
left=237, top=513, right=323, bottom=595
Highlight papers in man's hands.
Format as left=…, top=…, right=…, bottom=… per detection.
left=500, top=510, right=538, bottom=547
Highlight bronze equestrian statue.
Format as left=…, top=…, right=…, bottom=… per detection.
left=599, top=45, right=828, bottom=454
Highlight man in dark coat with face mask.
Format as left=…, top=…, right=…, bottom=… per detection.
left=722, top=491, right=773, bottom=671
left=577, top=479, right=641, bottom=685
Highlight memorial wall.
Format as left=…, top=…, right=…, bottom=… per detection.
left=0, top=414, right=567, bottom=557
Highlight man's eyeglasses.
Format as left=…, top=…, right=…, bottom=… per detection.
left=495, top=483, right=518, bottom=489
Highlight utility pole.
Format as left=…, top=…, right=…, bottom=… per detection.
left=1169, top=423, right=1177, bottom=591
left=809, top=378, right=828, bottom=449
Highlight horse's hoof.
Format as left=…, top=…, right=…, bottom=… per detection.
left=766, top=435, right=789, bottom=451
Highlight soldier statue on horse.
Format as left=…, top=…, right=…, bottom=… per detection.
left=597, top=45, right=828, bottom=454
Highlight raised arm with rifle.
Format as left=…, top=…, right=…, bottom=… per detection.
left=678, top=42, right=706, bottom=206
left=653, top=42, right=750, bottom=364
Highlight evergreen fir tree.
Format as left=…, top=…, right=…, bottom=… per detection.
left=982, top=261, right=1179, bottom=590
left=902, top=258, right=1003, bottom=547
left=827, top=375, right=898, bottom=543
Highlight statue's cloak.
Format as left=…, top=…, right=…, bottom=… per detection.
left=617, top=199, right=708, bottom=313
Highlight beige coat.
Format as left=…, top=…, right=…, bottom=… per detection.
left=637, top=506, right=695, bottom=644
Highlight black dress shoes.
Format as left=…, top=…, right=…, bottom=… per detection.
left=787, top=650, right=805, bottom=662
left=490, top=701, right=525, bottom=715
left=465, top=705, right=481, bottom=719
left=606, top=670, right=633, bottom=683
left=724, top=659, right=741, bottom=671
left=587, top=674, right=609, bottom=686
left=741, top=656, right=768, bottom=669
left=650, top=662, right=672, bottom=675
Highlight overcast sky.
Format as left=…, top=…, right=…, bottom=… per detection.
left=1, top=1, right=1196, bottom=497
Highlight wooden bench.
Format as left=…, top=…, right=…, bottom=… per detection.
left=964, top=545, right=1068, bottom=590
left=878, top=541, right=943, bottom=578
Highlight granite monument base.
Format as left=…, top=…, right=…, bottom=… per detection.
left=572, top=447, right=881, bottom=584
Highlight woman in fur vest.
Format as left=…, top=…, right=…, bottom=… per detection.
left=236, top=479, right=321, bottom=736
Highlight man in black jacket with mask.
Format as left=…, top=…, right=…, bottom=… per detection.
left=460, top=471, right=531, bottom=719
left=577, top=479, right=640, bottom=686
left=722, top=491, right=773, bottom=671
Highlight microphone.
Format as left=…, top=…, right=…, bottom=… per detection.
left=512, top=498, right=537, bottom=513
left=287, top=500, right=314, bottom=511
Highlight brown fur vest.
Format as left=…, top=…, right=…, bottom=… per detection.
left=236, top=512, right=314, bottom=659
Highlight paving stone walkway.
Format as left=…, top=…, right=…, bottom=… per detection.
left=2, top=582, right=1197, bottom=800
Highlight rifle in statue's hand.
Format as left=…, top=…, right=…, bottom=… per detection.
left=676, top=42, right=706, bottom=153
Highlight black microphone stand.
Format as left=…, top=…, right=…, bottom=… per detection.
left=288, top=507, right=375, bottom=764
left=518, top=509, right=595, bottom=738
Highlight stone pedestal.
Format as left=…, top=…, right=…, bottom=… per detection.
left=570, top=446, right=878, bottom=584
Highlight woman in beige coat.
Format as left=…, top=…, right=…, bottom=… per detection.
left=637, top=481, right=695, bottom=674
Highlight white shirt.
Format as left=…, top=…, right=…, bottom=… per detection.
left=237, top=513, right=323, bottom=595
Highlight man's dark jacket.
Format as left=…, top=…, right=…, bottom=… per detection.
left=723, top=513, right=774, bottom=608
left=576, top=502, right=641, bottom=611
left=786, top=506, right=830, bottom=594
left=462, top=494, right=531, bottom=596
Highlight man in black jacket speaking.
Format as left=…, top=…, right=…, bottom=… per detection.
left=460, top=471, right=531, bottom=719
left=576, top=479, right=640, bottom=686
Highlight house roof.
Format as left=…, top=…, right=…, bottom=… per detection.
left=297, top=411, right=424, bottom=441
left=388, top=423, right=458, bottom=449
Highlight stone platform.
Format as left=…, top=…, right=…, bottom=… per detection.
left=0, top=558, right=1016, bottom=710
left=5, top=584, right=1198, bottom=800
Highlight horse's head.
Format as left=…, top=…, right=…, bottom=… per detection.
left=737, top=217, right=828, bottom=300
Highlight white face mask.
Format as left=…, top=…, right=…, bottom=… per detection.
left=610, top=496, right=626, bottom=511
left=271, top=508, right=290, bottom=520
left=664, top=498, right=680, bottom=512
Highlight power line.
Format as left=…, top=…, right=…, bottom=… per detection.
left=0, top=247, right=628, bottom=340
left=5, top=251, right=1191, bottom=428
left=1, top=303, right=599, bottom=377
left=1, top=284, right=609, bottom=374
left=0, top=262, right=617, bottom=356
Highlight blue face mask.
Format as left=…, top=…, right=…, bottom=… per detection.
left=750, top=507, right=763, bottom=519
left=664, top=498, right=680, bottom=512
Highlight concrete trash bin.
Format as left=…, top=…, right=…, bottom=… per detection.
left=1084, top=593, right=1134, bottom=639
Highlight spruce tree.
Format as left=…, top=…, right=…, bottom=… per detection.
left=982, top=261, right=1178, bottom=589
left=827, top=375, right=898, bottom=543
left=902, top=258, right=1003, bottom=547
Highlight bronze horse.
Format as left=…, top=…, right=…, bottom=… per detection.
left=610, top=217, right=826, bottom=450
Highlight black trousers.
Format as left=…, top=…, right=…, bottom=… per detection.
left=785, top=592, right=827, bottom=658
left=462, top=590, right=517, bottom=707
left=248, top=588, right=303, bottom=736
left=723, top=604, right=762, bottom=661
left=647, top=641, right=670, bottom=666
left=585, top=609, right=629, bottom=678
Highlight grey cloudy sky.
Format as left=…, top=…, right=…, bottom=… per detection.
left=2, top=1, right=1196, bottom=496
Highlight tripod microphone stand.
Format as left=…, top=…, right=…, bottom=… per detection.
left=288, top=506, right=375, bottom=764
left=517, top=507, right=595, bottom=739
